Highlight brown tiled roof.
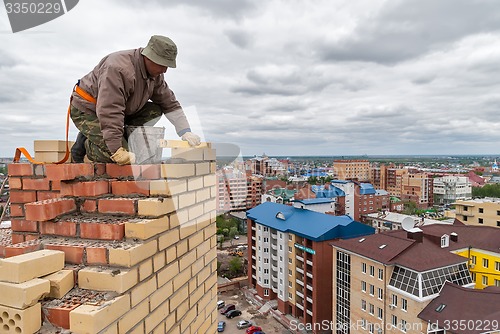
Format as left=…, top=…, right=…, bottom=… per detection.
left=418, top=282, right=500, bottom=334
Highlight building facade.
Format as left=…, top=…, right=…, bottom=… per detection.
left=454, top=198, right=500, bottom=228
left=433, top=175, right=472, bottom=205
left=333, top=160, right=370, bottom=182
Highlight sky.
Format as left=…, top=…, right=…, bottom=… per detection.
left=2, top=0, right=500, bottom=158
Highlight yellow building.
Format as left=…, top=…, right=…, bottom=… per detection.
left=333, top=160, right=370, bottom=182
left=454, top=198, right=500, bottom=228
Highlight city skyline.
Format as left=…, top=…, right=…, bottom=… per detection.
left=2, top=1, right=500, bottom=157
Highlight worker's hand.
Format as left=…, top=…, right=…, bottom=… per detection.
left=111, top=147, right=136, bottom=165
left=181, top=132, right=201, bottom=146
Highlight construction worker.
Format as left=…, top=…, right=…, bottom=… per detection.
left=70, top=35, right=201, bottom=164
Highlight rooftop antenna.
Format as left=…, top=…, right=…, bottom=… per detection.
left=401, top=217, right=416, bottom=231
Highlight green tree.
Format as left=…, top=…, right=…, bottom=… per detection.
left=472, top=184, right=500, bottom=198
left=229, top=226, right=238, bottom=240
left=228, top=257, right=242, bottom=277
left=403, top=201, right=418, bottom=215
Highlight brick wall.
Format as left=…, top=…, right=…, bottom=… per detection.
left=0, top=145, right=218, bottom=334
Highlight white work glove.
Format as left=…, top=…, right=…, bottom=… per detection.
left=111, top=147, right=136, bottom=165
left=181, top=132, right=201, bottom=146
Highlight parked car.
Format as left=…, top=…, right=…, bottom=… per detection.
left=234, top=235, right=240, bottom=239
left=237, top=320, right=252, bottom=329
left=246, top=326, right=263, bottom=334
left=220, top=304, right=235, bottom=315
left=253, top=332, right=265, bottom=334
left=217, top=300, right=225, bottom=309
left=225, top=309, right=242, bottom=319
left=217, top=321, right=226, bottom=332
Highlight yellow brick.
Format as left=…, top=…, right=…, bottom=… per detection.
left=203, top=174, right=216, bottom=187
left=0, top=250, right=64, bottom=283
left=139, top=258, right=153, bottom=281
left=70, top=295, right=130, bottom=334
left=157, top=261, right=179, bottom=287
left=117, top=299, right=149, bottom=334
left=127, top=323, right=145, bottom=334
left=187, top=176, right=204, bottom=191
left=164, top=312, right=177, bottom=334
left=180, top=307, right=197, bottom=333
left=204, top=248, right=217, bottom=267
left=0, top=279, right=49, bottom=309
left=149, top=179, right=187, bottom=196
left=197, top=266, right=211, bottom=287
left=196, top=213, right=212, bottom=230
left=150, top=280, right=173, bottom=310
left=158, top=228, right=180, bottom=250
left=169, top=284, right=189, bottom=311
left=0, top=303, right=41, bottom=334
left=204, top=274, right=218, bottom=295
left=172, top=268, right=191, bottom=291
left=189, top=285, right=204, bottom=309
left=188, top=231, right=204, bottom=251
left=188, top=203, right=204, bottom=221
left=203, top=148, right=216, bottom=161
left=108, top=240, right=157, bottom=267
left=196, top=240, right=211, bottom=260
left=179, top=221, right=197, bottom=239
left=176, top=239, right=188, bottom=257
left=210, top=162, right=216, bottom=173
left=188, top=277, right=197, bottom=294
left=178, top=192, right=196, bottom=208
left=131, top=276, right=157, bottom=307
left=171, top=147, right=205, bottom=161
left=78, top=267, right=138, bottom=293
left=209, top=234, right=217, bottom=248
left=179, top=251, right=197, bottom=272
left=43, top=269, right=74, bottom=299
left=144, top=300, right=169, bottom=334
left=195, top=162, right=210, bottom=176
left=99, top=323, right=118, bottom=334
left=138, top=198, right=175, bottom=217
left=153, top=322, right=165, bottom=334
left=34, top=140, right=74, bottom=152
left=153, top=251, right=166, bottom=272
left=197, top=316, right=212, bottom=334
left=195, top=187, right=211, bottom=202
left=203, top=224, right=217, bottom=241
left=169, top=209, right=188, bottom=228
left=125, top=216, right=169, bottom=240
left=191, top=258, right=205, bottom=278
left=210, top=185, right=217, bottom=199
left=165, top=246, right=177, bottom=264
left=174, top=299, right=189, bottom=323
left=34, top=151, right=69, bottom=163
left=161, top=163, right=195, bottom=178
left=204, top=200, right=216, bottom=215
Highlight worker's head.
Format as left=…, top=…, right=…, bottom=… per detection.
left=141, top=35, right=177, bottom=76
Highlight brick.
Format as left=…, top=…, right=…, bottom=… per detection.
left=8, top=163, right=33, bottom=177
left=9, top=190, right=37, bottom=204
left=22, top=178, right=50, bottom=191
left=187, top=176, right=204, bottom=191
left=78, top=267, right=138, bottom=294
left=118, top=299, right=149, bottom=334
left=125, top=217, right=169, bottom=240
left=98, top=198, right=136, bottom=215
left=157, top=261, right=179, bottom=288
left=165, top=245, right=177, bottom=264
left=203, top=148, right=216, bottom=161
left=86, top=246, right=108, bottom=265
left=25, top=198, right=76, bottom=222
left=196, top=187, right=211, bottom=202
left=42, top=270, right=74, bottom=298
left=11, top=233, right=25, bottom=245
left=0, top=278, right=50, bottom=309
left=149, top=179, right=187, bottom=196
left=105, top=164, right=141, bottom=178
left=45, top=163, right=94, bottom=181
left=5, top=240, right=41, bottom=258
left=111, top=180, right=150, bottom=196
left=169, top=284, right=189, bottom=311
left=203, top=174, right=216, bottom=187
left=138, top=258, right=153, bottom=281
left=39, top=220, right=77, bottom=237
left=0, top=302, right=41, bottom=334
left=10, top=219, right=37, bottom=233
left=140, top=164, right=161, bottom=179
left=9, top=204, right=24, bottom=217
left=8, top=177, right=22, bottom=189
left=33, top=164, right=46, bottom=177
left=50, top=180, right=61, bottom=190
left=196, top=162, right=210, bottom=175
left=171, top=147, right=205, bottom=161
left=60, top=180, right=109, bottom=197
left=45, top=243, right=84, bottom=264
left=80, top=222, right=125, bottom=241
left=172, top=268, right=191, bottom=291
left=34, top=140, right=70, bottom=152
left=44, top=302, right=80, bottom=329
left=108, top=240, right=157, bottom=267
left=178, top=192, right=196, bottom=208
left=180, top=306, right=197, bottom=333
left=69, top=295, right=130, bottom=334
left=130, top=276, right=156, bottom=307
left=153, top=251, right=166, bottom=273
left=158, top=228, right=180, bottom=251
left=0, top=249, right=64, bottom=283
left=80, top=199, right=97, bottom=213
left=35, top=151, right=70, bottom=163
left=137, top=198, right=175, bottom=217
left=176, top=239, right=188, bottom=257
left=179, top=251, right=197, bottom=273
left=188, top=203, right=204, bottom=220
left=145, top=299, right=170, bottom=334
left=150, top=280, right=173, bottom=311
left=37, top=191, right=60, bottom=201
left=160, top=163, right=195, bottom=178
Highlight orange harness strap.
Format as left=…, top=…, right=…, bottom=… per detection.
left=13, top=84, right=96, bottom=164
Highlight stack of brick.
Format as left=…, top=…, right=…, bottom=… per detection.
left=33, top=140, right=75, bottom=163
left=3, top=144, right=218, bottom=334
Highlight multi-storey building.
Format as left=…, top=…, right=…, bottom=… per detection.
left=372, top=164, right=408, bottom=198
left=433, top=175, right=472, bottom=205
left=401, top=171, right=433, bottom=209
left=216, top=167, right=262, bottom=212
left=246, top=202, right=375, bottom=333
left=246, top=155, right=286, bottom=177
left=333, top=160, right=370, bottom=182
left=331, top=223, right=500, bottom=334
left=454, top=198, right=500, bottom=228
left=364, top=211, right=454, bottom=233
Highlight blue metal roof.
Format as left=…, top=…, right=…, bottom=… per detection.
left=294, top=198, right=334, bottom=205
left=246, top=202, right=375, bottom=242
left=311, top=185, right=345, bottom=198
left=359, top=183, right=376, bottom=195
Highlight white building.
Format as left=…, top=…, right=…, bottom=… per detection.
left=433, top=176, right=472, bottom=205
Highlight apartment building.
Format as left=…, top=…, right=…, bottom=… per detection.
left=401, top=171, right=434, bottom=209
left=216, top=167, right=262, bottom=213
left=246, top=155, right=286, bottom=177
left=332, top=223, right=500, bottom=333
left=333, top=160, right=370, bottom=182
left=364, top=211, right=454, bottom=233
left=433, top=175, right=472, bottom=205
left=371, top=164, right=408, bottom=198
left=246, top=202, right=375, bottom=333
left=454, top=198, right=500, bottom=228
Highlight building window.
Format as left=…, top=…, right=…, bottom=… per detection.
left=264, top=258, right=269, bottom=263
left=264, top=269, right=269, bottom=274
left=472, top=255, right=476, bottom=264
left=289, top=258, right=292, bottom=264
left=263, top=227, right=268, bottom=232
left=264, top=289, right=269, bottom=296
left=369, top=323, right=374, bottom=334
left=378, top=288, right=383, bottom=300
left=482, top=276, right=488, bottom=286
left=495, top=279, right=500, bottom=287
left=289, top=292, right=292, bottom=299
left=377, top=307, right=383, bottom=319
left=362, top=263, right=367, bottom=273
left=483, top=258, right=489, bottom=268
left=264, top=279, right=269, bottom=285
left=289, top=269, right=292, bottom=275
left=497, top=210, right=500, bottom=216
left=361, top=300, right=366, bottom=311
left=369, top=304, right=374, bottom=315
left=478, top=218, right=484, bottom=224
left=479, top=208, right=484, bottom=213
left=369, top=284, right=374, bottom=296
left=289, top=234, right=292, bottom=240
left=496, top=261, right=500, bottom=271
left=497, top=221, right=500, bottom=227
left=378, top=269, right=383, bottom=280
left=401, top=319, right=407, bottom=332
left=472, top=272, right=476, bottom=281
left=401, top=298, right=408, bottom=311
left=391, top=315, right=398, bottom=327
left=361, top=319, right=366, bottom=329
left=392, top=294, right=398, bottom=307
left=463, top=216, right=468, bottom=221
left=288, top=246, right=292, bottom=252
left=362, top=281, right=366, bottom=292
left=289, top=281, right=292, bottom=287
left=370, top=266, right=375, bottom=276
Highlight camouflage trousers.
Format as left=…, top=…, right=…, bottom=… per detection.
left=70, top=102, right=162, bottom=163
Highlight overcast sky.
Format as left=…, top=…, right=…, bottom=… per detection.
left=2, top=0, right=500, bottom=158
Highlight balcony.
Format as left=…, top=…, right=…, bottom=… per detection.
left=271, top=254, right=278, bottom=261
left=306, top=272, right=313, bottom=279
left=306, top=259, right=313, bottom=266
left=271, top=233, right=278, bottom=239
left=296, top=303, right=304, bottom=310
left=307, top=296, right=313, bottom=304
left=296, top=255, right=304, bottom=262
left=271, top=275, right=278, bottom=283
left=296, top=290, right=304, bottom=298
left=296, top=267, right=304, bottom=275
left=296, top=279, right=304, bottom=287
left=271, top=244, right=278, bottom=250
left=306, top=309, right=313, bottom=316
left=306, top=283, right=313, bottom=291
left=251, top=236, right=256, bottom=241
left=271, top=265, right=278, bottom=272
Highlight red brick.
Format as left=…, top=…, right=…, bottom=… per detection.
left=23, top=178, right=50, bottom=190
left=98, top=198, right=136, bottom=215
left=11, top=233, right=25, bottom=244
left=25, top=234, right=39, bottom=241
left=11, top=218, right=38, bottom=232
left=8, top=163, right=33, bottom=176
left=51, top=180, right=61, bottom=191
left=141, top=164, right=161, bottom=179
left=9, top=204, right=24, bottom=217
left=25, top=198, right=76, bottom=222
left=37, top=191, right=61, bottom=201
left=8, top=177, right=22, bottom=189
left=86, top=247, right=107, bottom=265
left=111, top=180, right=150, bottom=196
left=33, top=164, right=46, bottom=177
left=45, top=243, right=84, bottom=264
left=39, top=221, right=77, bottom=237
left=10, top=190, right=37, bottom=204
left=80, top=222, right=125, bottom=241
left=81, top=199, right=97, bottom=213
left=5, top=240, right=41, bottom=258
left=94, top=163, right=107, bottom=176
left=60, top=180, right=109, bottom=197
left=45, top=163, right=94, bottom=181
left=105, top=164, right=141, bottom=178
left=43, top=303, right=80, bottom=329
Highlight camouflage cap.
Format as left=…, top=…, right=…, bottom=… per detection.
left=141, top=35, right=177, bottom=68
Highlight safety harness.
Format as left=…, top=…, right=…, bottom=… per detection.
left=13, top=83, right=96, bottom=164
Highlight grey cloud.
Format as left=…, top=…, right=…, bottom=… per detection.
left=317, top=0, right=500, bottom=64
left=225, top=29, right=253, bottom=49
